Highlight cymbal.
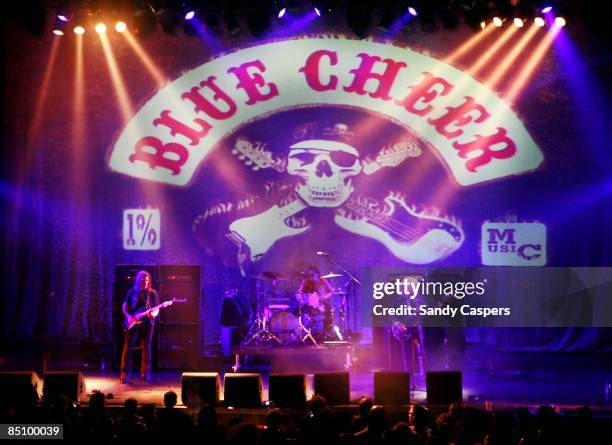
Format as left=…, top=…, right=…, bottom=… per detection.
left=321, top=273, right=343, bottom=279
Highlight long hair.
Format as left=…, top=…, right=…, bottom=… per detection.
left=133, top=270, right=152, bottom=291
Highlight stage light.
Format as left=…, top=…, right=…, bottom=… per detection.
left=115, top=21, right=127, bottom=32
left=493, top=17, right=503, bottom=27
left=277, top=8, right=286, bottom=18
left=408, top=7, right=417, bottom=17
left=541, top=6, right=553, bottom=14
left=534, top=17, right=545, bottom=27
left=555, top=16, right=566, bottom=27
left=74, top=25, right=85, bottom=35
left=58, top=14, right=68, bottom=22
left=95, top=23, right=107, bottom=34
left=52, top=29, right=64, bottom=36
left=513, top=18, right=524, bottom=28
left=480, top=21, right=486, bottom=30
left=184, top=10, right=195, bottom=21
left=314, top=7, right=321, bottom=17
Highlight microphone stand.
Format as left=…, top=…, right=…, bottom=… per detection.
left=318, top=253, right=361, bottom=340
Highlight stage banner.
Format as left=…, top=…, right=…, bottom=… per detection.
left=109, top=37, right=542, bottom=187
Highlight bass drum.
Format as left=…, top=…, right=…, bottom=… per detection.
left=269, top=310, right=299, bottom=344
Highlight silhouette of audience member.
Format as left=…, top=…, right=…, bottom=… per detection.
left=196, top=404, right=227, bottom=443
left=300, top=395, right=331, bottom=443
left=114, top=398, right=146, bottom=441
left=139, top=403, right=157, bottom=436
left=384, top=422, right=422, bottom=445
left=78, top=391, right=113, bottom=441
left=410, top=404, right=434, bottom=444
left=227, top=422, right=258, bottom=445
left=351, top=396, right=373, bottom=433
left=157, top=391, right=193, bottom=439
left=259, top=410, right=285, bottom=445
left=353, top=405, right=386, bottom=445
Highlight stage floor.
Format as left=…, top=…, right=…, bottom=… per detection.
left=76, top=348, right=612, bottom=412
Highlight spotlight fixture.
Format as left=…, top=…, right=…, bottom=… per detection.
left=513, top=18, right=524, bottom=28
left=277, top=8, right=286, bottom=18
left=314, top=7, right=321, bottom=17
left=480, top=21, right=486, bottom=30
left=52, top=14, right=68, bottom=35
left=73, top=25, right=86, bottom=35
left=115, top=21, right=127, bottom=32
left=58, top=14, right=69, bottom=22
left=534, top=17, right=545, bottom=27
left=95, top=23, right=107, bottom=34
left=184, top=10, right=195, bottom=21
left=555, top=16, right=566, bottom=27
left=408, top=7, right=417, bottom=17
left=493, top=16, right=503, bottom=27
left=541, top=6, right=553, bottom=14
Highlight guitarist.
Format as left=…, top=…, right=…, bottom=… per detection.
left=120, top=271, right=159, bottom=384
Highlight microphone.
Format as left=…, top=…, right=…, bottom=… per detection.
left=316, top=251, right=329, bottom=256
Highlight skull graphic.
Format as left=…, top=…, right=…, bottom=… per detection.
left=287, top=139, right=362, bottom=208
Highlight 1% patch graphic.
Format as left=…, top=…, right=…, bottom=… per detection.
left=123, top=208, right=160, bottom=250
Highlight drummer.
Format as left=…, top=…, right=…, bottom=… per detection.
left=297, top=265, right=333, bottom=336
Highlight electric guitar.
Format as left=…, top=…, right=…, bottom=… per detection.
left=227, top=198, right=309, bottom=260
left=123, top=298, right=186, bottom=331
left=335, top=193, right=464, bottom=264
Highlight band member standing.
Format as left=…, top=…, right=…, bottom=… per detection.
left=297, top=266, right=333, bottom=338
left=387, top=274, right=426, bottom=377
left=120, top=271, right=159, bottom=383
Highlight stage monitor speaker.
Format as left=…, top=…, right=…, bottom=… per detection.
left=313, top=371, right=350, bottom=405
left=268, top=374, right=307, bottom=408
left=224, top=373, right=262, bottom=408
left=43, top=372, right=86, bottom=402
left=426, top=371, right=462, bottom=405
left=181, top=372, right=220, bottom=408
left=159, top=281, right=201, bottom=324
left=158, top=324, right=199, bottom=369
left=374, top=371, right=411, bottom=405
left=0, top=371, right=42, bottom=402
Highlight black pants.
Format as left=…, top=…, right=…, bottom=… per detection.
left=120, top=322, right=154, bottom=378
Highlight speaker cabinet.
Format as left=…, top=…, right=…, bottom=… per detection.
left=224, top=373, right=262, bottom=407
left=313, top=372, right=350, bottom=405
left=374, top=371, right=411, bottom=405
left=426, top=371, right=462, bottom=405
left=158, top=324, right=199, bottom=369
left=43, top=372, right=86, bottom=402
left=268, top=374, right=307, bottom=408
left=158, top=265, right=201, bottom=325
left=181, top=372, right=221, bottom=408
left=0, top=371, right=42, bottom=402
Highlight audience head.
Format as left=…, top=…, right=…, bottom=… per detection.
left=163, top=391, right=178, bottom=408
left=89, top=391, right=106, bottom=410
left=358, top=396, right=373, bottom=418
left=197, top=404, right=218, bottom=429
left=124, top=398, right=138, bottom=416
left=308, top=394, right=328, bottom=415
left=266, top=409, right=282, bottom=430
left=367, top=405, right=386, bottom=433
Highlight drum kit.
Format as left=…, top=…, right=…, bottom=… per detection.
left=241, top=271, right=350, bottom=347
